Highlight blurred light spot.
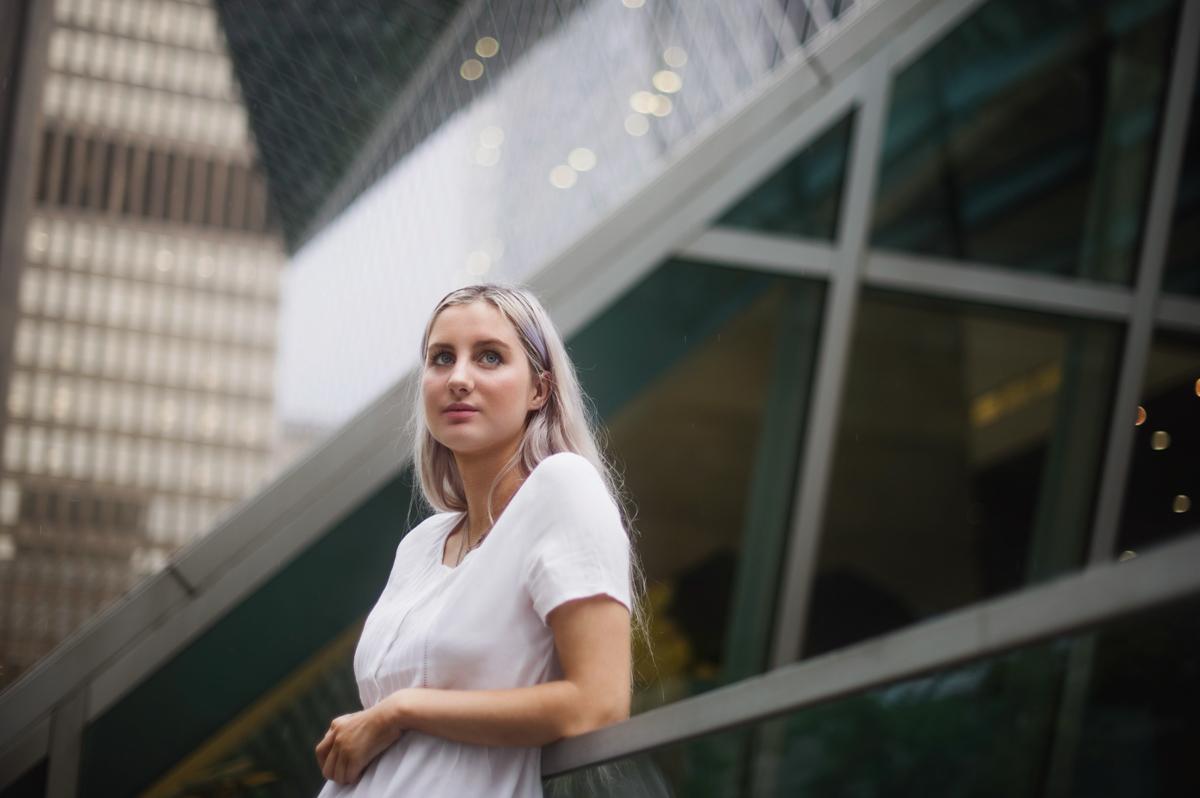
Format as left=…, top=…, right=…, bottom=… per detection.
left=568, top=148, right=596, bottom=171
left=651, top=94, right=673, bottom=116
left=0, top=534, right=13, bottom=562
left=480, top=126, right=504, bottom=148
left=1118, top=550, right=1137, bottom=561
left=52, top=388, right=71, bottom=419
left=625, top=114, right=649, bottom=136
left=549, top=165, right=577, bottom=188
left=475, top=146, right=500, bottom=166
left=466, top=251, right=492, bottom=275
left=475, top=37, right=499, bottom=58
left=652, top=70, right=682, bottom=93
left=33, top=233, right=48, bottom=252
left=1151, top=430, right=1170, bottom=450
left=155, top=250, right=173, bottom=270
left=1135, top=405, right=1146, bottom=425
left=460, top=59, right=484, bottom=80
left=1174, top=495, right=1191, bottom=513
left=1195, top=378, right=1199, bottom=396
left=196, top=256, right=215, bottom=277
left=482, top=237, right=505, bottom=260
left=621, top=0, right=645, bottom=7
left=629, top=91, right=655, bottom=114
left=663, top=46, right=687, bottom=67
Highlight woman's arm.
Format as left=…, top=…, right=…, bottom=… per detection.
left=316, top=595, right=630, bottom=785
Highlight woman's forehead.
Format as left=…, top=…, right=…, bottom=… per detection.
left=429, top=301, right=517, bottom=343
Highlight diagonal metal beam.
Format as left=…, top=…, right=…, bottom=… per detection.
left=543, top=526, right=1200, bottom=776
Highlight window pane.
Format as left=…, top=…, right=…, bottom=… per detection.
left=544, top=598, right=1200, bottom=798
left=1118, top=330, right=1200, bottom=553
left=569, top=261, right=825, bottom=709
left=1162, top=61, right=1200, bottom=296
left=805, top=291, right=1121, bottom=657
left=872, top=0, right=1177, bottom=284
left=717, top=114, right=853, bottom=240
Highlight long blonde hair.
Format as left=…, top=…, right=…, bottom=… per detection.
left=412, top=283, right=615, bottom=512
left=412, top=283, right=650, bottom=686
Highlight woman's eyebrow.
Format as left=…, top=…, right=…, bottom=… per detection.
left=471, top=338, right=512, bottom=349
left=426, top=338, right=513, bottom=351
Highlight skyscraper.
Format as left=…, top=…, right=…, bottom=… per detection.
left=0, top=0, right=284, bottom=691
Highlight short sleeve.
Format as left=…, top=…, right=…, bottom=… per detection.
left=523, top=454, right=632, bottom=624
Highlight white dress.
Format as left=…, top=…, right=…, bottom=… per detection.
left=317, top=452, right=632, bottom=798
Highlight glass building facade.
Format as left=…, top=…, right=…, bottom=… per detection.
left=1, top=0, right=1198, bottom=795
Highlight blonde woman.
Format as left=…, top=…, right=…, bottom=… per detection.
left=315, top=285, right=634, bottom=797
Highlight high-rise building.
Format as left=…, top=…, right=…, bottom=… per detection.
left=0, top=0, right=284, bottom=691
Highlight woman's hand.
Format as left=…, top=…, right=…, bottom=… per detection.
left=315, top=698, right=405, bottom=785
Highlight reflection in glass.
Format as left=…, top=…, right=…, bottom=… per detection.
left=872, top=0, right=1177, bottom=284
left=1119, top=331, right=1200, bottom=553
left=807, top=291, right=1121, bottom=657
left=718, top=114, right=853, bottom=241
left=544, top=599, right=1200, bottom=798
left=1162, top=62, right=1200, bottom=295
left=569, top=261, right=824, bottom=711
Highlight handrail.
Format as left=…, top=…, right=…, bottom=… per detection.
left=542, top=529, right=1200, bottom=776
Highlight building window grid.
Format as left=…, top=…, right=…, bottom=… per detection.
left=47, top=28, right=235, bottom=101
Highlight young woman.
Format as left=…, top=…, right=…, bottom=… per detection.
left=315, top=285, right=634, bottom=797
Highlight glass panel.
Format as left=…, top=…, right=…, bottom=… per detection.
left=1162, top=61, right=1200, bottom=296
left=717, top=113, right=854, bottom=240
left=872, top=0, right=1177, bottom=284
left=545, top=598, right=1200, bottom=798
left=805, top=291, right=1121, bottom=657
left=1118, top=330, right=1200, bottom=553
left=570, top=261, right=825, bottom=709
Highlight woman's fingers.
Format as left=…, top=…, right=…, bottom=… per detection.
left=315, top=728, right=333, bottom=769
left=322, top=741, right=340, bottom=782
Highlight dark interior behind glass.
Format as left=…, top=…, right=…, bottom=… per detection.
left=804, top=290, right=1122, bottom=657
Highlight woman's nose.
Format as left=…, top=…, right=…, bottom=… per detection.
left=447, top=360, right=472, bottom=391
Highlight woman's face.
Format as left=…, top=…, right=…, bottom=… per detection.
left=422, top=301, right=548, bottom=459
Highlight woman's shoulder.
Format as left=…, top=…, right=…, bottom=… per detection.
left=527, top=451, right=604, bottom=488
left=519, top=452, right=622, bottom=528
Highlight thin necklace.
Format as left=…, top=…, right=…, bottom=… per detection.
left=455, top=514, right=493, bottom=567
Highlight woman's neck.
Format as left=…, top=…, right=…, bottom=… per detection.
left=454, top=440, right=525, bottom=543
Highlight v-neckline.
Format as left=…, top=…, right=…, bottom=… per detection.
left=438, top=473, right=530, bottom=570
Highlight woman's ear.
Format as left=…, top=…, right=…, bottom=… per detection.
left=530, top=372, right=551, bottom=410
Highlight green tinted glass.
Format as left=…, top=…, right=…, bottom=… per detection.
left=572, top=261, right=825, bottom=707
left=872, top=0, right=1177, bottom=284
left=807, top=290, right=1121, bottom=657
left=1162, top=63, right=1200, bottom=296
left=717, top=114, right=853, bottom=240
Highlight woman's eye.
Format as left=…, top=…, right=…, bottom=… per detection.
left=432, top=352, right=452, bottom=365
left=481, top=351, right=501, bottom=365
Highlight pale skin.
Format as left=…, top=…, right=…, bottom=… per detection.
left=315, top=301, right=632, bottom=785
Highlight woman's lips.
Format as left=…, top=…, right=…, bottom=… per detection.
left=443, top=404, right=478, bottom=420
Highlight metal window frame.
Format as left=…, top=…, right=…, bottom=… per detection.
left=1086, top=0, right=1200, bottom=565
left=4, top=0, right=1200, bottom=790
